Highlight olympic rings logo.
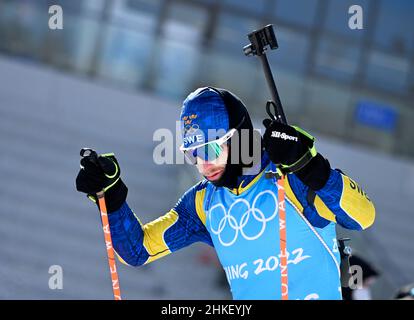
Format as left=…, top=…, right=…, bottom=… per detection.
left=184, top=123, right=199, bottom=134
left=208, top=190, right=278, bottom=247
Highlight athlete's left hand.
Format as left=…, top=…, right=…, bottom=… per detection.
left=262, top=119, right=314, bottom=167
left=262, top=119, right=332, bottom=190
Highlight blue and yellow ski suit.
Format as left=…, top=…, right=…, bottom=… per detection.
left=108, top=152, right=375, bottom=299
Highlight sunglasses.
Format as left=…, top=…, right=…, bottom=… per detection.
left=180, top=128, right=237, bottom=164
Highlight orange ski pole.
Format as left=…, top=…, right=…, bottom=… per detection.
left=80, top=148, right=122, bottom=300
left=277, top=176, right=288, bottom=300
left=97, top=191, right=122, bottom=300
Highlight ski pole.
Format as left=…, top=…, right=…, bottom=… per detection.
left=80, top=148, right=122, bottom=300
left=243, top=24, right=289, bottom=300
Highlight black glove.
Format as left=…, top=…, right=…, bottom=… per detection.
left=76, top=152, right=128, bottom=213
left=262, top=119, right=330, bottom=190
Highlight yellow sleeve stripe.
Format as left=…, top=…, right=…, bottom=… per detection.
left=313, top=195, right=337, bottom=223
left=195, top=188, right=207, bottom=225
left=339, top=175, right=376, bottom=230
left=141, top=209, right=179, bottom=264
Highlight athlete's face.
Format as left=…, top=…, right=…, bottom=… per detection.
left=196, top=144, right=228, bottom=182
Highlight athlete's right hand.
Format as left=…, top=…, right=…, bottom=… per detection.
left=76, top=151, right=128, bottom=213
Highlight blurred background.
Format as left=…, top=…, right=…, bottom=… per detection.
left=0, top=0, right=413, bottom=299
